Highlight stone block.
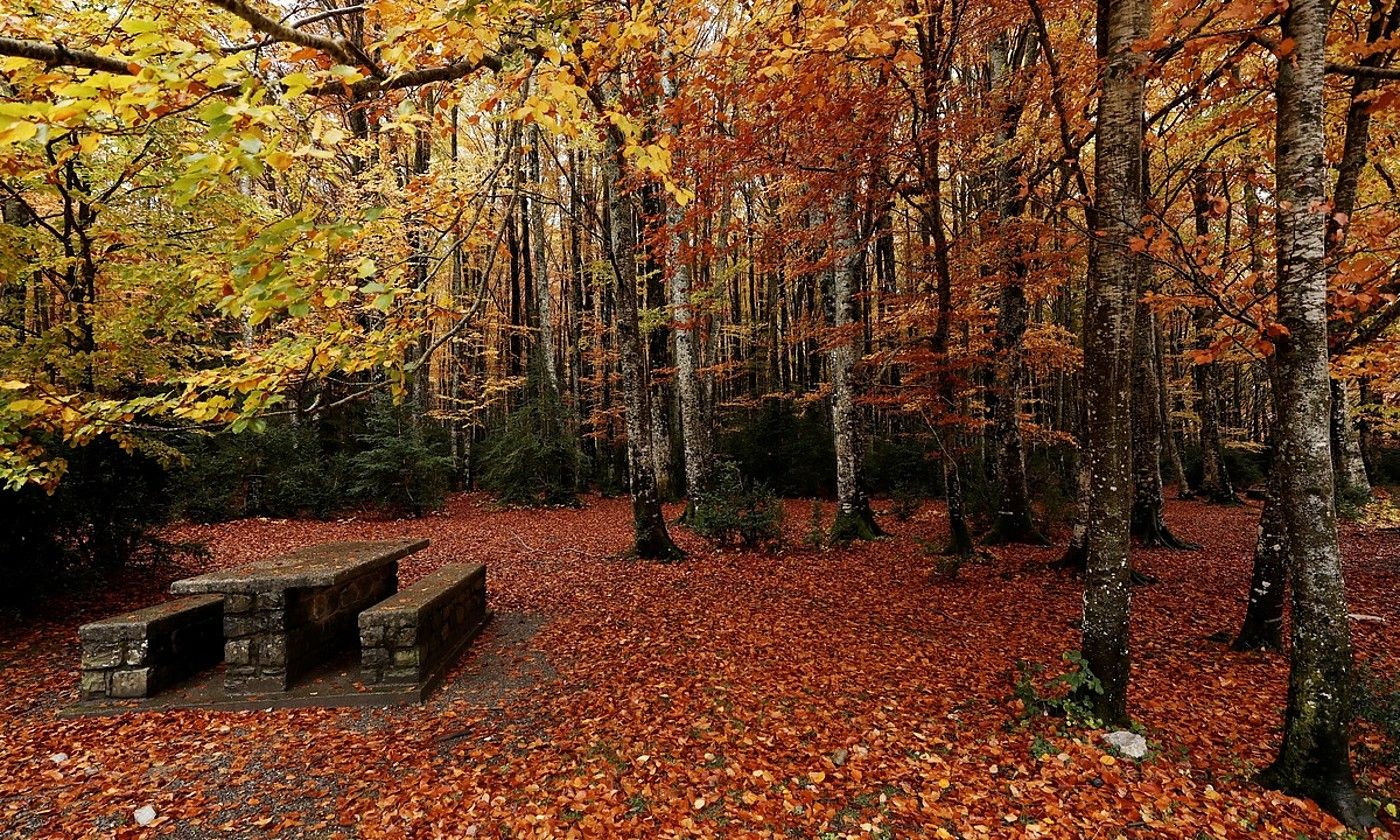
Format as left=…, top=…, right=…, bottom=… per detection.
left=110, top=668, right=152, bottom=698
left=224, top=593, right=255, bottom=613
left=360, top=624, right=386, bottom=647
left=255, top=591, right=284, bottom=611
left=394, top=625, right=417, bottom=646
left=258, top=636, right=287, bottom=667
left=392, top=649, right=420, bottom=669
left=81, top=641, right=122, bottom=670
left=80, top=670, right=110, bottom=698
left=224, top=614, right=261, bottom=638
left=123, top=639, right=149, bottom=666
left=362, top=646, right=390, bottom=668
left=226, top=639, right=252, bottom=665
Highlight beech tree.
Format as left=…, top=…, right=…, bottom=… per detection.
left=1255, top=0, right=1373, bottom=825
left=1078, top=0, right=1147, bottom=727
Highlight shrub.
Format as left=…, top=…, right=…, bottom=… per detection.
left=1012, top=650, right=1105, bottom=727
left=688, top=461, right=785, bottom=549
left=717, top=398, right=835, bottom=498
left=349, top=397, right=454, bottom=517
left=170, top=421, right=352, bottom=521
left=478, top=362, right=583, bottom=506
left=0, top=439, right=178, bottom=611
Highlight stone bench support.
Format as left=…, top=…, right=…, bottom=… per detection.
left=172, top=539, right=425, bottom=695
left=79, top=595, right=224, bottom=700
left=360, top=563, right=489, bottom=686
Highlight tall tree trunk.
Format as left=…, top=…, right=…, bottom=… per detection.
left=1257, top=0, right=1374, bottom=825
left=1190, top=174, right=1236, bottom=503
left=1156, top=321, right=1191, bottom=497
left=603, top=132, right=684, bottom=562
left=529, top=125, right=559, bottom=394
left=828, top=186, right=881, bottom=542
left=669, top=196, right=714, bottom=512
left=1330, top=379, right=1370, bottom=504
left=1078, top=0, right=1146, bottom=728
left=986, top=31, right=1046, bottom=546
left=1131, top=306, right=1193, bottom=548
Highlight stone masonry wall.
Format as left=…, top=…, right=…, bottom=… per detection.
left=360, top=563, right=487, bottom=686
left=79, top=595, right=224, bottom=700
left=222, top=563, right=396, bottom=694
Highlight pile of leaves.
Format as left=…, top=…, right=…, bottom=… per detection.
left=0, top=497, right=1395, bottom=837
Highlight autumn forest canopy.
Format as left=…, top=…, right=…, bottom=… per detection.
left=2, top=0, right=1400, bottom=833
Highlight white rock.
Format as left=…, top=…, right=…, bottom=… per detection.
left=133, top=805, right=157, bottom=826
left=1102, top=730, right=1148, bottom=759
left=48, top=753, right=68, bottom=764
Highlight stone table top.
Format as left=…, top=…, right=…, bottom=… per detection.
left=171, top=539, right=428, bottom=595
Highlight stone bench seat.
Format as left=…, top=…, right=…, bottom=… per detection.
left=79, top=595, right=224, bottom=700
left=359, top=563, right=490, bottom=686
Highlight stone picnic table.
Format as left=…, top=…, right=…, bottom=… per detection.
left=170, top=538, right=428, bottom=694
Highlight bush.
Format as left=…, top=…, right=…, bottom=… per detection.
left=688, top=461, right=785, bottom=549
left=864, top=435, right=941, bottom=497
left=478, top=363, right=583, bottom=506
left=0, top=439, right=178, bottom=611
left=1012, top=650, right=1105, bottom=727
left=349, top=398, right=454, bottom=517
left=1179, top=440, right=1268, bottom=492
left=717, top=398, right=835, bottom=497
left=170, top=421, right=352, bottom=521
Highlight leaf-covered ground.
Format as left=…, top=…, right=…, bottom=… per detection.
left=0, top=496, right=1396, bottom=838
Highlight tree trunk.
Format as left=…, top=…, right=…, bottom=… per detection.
left=603, top=132, right=684, bottom=562
left=1078, top=0, right=1146, bottom=728
left=669, top=195, right=714, bottom=513
left=1330, top=379, right=1370, bottom=505
left=1189, top=175, right=1236, bottom=503
left=1131, top=307, right=1193, bottom=548
left=1233, top=464, right=1286, bottom=652
left=529, top=125, right=559, bottom=393
left=1257, top=0, right=1374, bottom=825
left=828, top=186, right=881, bottom=542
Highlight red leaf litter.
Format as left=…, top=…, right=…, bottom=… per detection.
left=0, top=495, right=1395, bottom=838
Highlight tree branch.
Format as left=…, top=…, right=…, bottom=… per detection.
left=0, top=37, right=133, bottom=76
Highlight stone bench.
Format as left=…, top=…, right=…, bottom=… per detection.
left=79, top=595, right=224, bottom=700
left=359, top=563, right=490, bottom=687
left=172, top=539, right=423, bottom=694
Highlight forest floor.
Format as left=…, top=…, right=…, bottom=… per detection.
left=0, top=495, right=1396, bottom=839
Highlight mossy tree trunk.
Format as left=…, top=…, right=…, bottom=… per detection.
left=604, top=131, right=684, bottom=563
left=827, top=184, right=881, bottom=543
left=1257, top=0, right=1374, bottom=825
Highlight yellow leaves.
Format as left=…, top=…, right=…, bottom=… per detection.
left=282, top=72, right=314, bottom=98
left=807, top=770, right=826, bottom=784
left=1099, top=754, right=1117, bottom=766
left=3, top=398, right=50, bottom=416
left=118, top=17, right=164, bottom=35
left=265, top=150, right=295, bottom=172
left=0, top=120, right=39, bottom=146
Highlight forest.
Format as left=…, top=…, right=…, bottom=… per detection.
left=1, top=0, right=1400, bottom=834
